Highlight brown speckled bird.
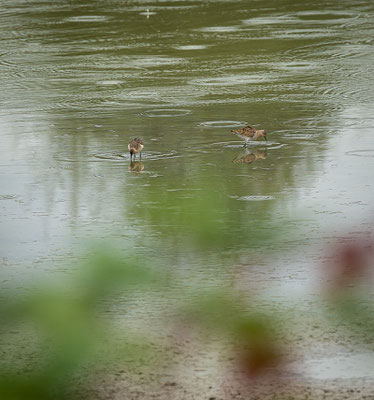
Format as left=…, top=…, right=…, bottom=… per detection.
left=231, top=126, right=267, bottom=146
left=128, top=137, right=144, bottom=160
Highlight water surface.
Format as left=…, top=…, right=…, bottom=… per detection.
left=1, top=0, right=374, bottom=380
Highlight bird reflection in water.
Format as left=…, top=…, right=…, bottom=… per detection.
left=232, top=148, right=267, bottom=165
left=129, top=161, right=145, bottom=173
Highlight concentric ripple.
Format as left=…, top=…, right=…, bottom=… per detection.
left=64, top=16, right=110, bottom=22
left=346, top=149, right=374, bottom=158
left=225, top=141, right=279, bottom=148
left=196, top=26, right=241, bottom=33
left=93, top=151, right=180, bottom=162
left=231, top=195, right=275, bottom=201
left=142, top=109, right=192, bottom=117
left=0, top=194, right=20, bottom=200
left=93, top=152, right=126, bottom=161
left=199, top=120, right=247, bottom=128
left=174, top=45, right=208, bottom=50
left=190, top=74, right=268, bottom=86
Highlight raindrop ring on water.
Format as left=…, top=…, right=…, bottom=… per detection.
left=233, top=195, right=274, bottom=201
left=199, top=120, right=248, bottom=128
left=142, top=109, right=192, bottom=117
left=64, top=16, right=109, bottom=22
left=346, top=149, right=374, bottom=158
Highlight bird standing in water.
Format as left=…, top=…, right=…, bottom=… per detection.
left=231, top=126, right=267, bottom=146
left=128, top=137, right=144, bottom=160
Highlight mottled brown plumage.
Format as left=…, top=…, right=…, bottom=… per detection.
left=128, top=137, right=144, bottom=160
left=231, top=126, right=267, bottom=146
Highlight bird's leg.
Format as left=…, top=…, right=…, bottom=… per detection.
left=140, top=152, right=142, bottom=160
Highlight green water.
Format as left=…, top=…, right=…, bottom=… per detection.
left=1, top=0, right=374, bottom=290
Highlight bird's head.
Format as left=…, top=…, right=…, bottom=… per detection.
left=258, top=130, right=267, bottom=141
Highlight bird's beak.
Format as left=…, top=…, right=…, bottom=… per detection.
left=264, top=134, right=267, bottom=142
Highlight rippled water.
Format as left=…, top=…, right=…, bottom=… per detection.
left=1, top=0, right=373, bottom=266
left=1, top=0, right=374, bottom=379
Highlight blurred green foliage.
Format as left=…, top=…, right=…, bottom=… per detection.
left=0, top=246, right=281, bottom=399
left=3, top=183, right=372, bottom=399
left=0, top=249, right=161, bottom=400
